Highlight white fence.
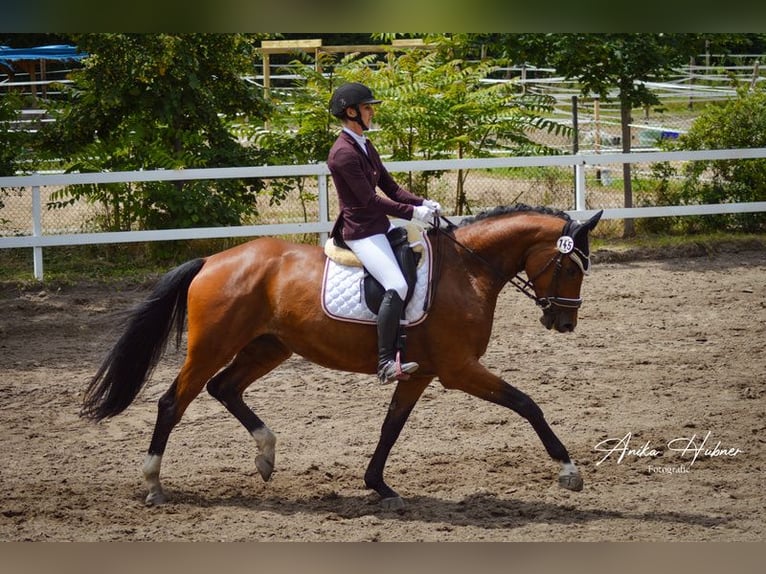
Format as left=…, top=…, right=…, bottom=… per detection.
left=2, top=148, right=766, bottom=280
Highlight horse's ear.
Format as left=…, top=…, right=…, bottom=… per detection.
left=582, top=210, right=603, bottom=232
left=570, top=210, right=603, bottom=247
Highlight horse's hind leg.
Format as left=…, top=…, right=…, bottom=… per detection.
left=441, top=363, right=583, bottom=492
left=143, top=356, right=225, bottom=506
left=206, top=335, right=292, bottom=482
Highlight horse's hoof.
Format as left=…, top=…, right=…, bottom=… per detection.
left=381, top=496, right=405, bottom=511
left=255, top=454, right=274, bottom=482
left=559, top=470, right=584, bottom=492
left=145, top=490, right=168, bottom=506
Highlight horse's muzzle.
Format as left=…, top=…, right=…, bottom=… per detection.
left=540, top=309, right=577, bottom=333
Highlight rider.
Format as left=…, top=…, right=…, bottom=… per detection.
left=327, top=82, right=441, bottom=384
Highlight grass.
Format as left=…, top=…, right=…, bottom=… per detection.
left=590, top=230, right=766, bottom=263
left=0, top=245, right=168, bottom=288
left=592, top=231, right=762, bottom=251
left=0, top=237, right=254, bottom=288
left=1, top=230, right=763, bottom=288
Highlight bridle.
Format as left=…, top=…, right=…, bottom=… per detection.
left=433, top=216, right=590, bottom=311
left=513, top=241, right=590, bottom=310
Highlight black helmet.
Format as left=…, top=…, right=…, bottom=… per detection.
left=329, top=82, right=382, bottom=118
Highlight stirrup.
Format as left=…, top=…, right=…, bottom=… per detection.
left=378, top=355, right=419, bottom=385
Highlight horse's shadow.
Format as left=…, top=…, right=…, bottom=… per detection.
left=155, top=488, right=730, bottom=533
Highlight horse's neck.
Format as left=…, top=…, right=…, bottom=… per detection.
left=457, top=216, right=547, bottom=275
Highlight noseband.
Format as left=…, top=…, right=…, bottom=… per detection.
left=435, top=217, right=590, bottom=311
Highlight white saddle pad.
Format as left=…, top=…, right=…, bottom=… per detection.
left=321, top=232, right=433, bottom=325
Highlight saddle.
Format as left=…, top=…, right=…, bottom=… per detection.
left=325, top=227, right=421, bottom=315
left=321, top=226, right=432, bottom=325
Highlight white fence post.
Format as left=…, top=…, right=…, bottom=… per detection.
left=32, top=185, right=44, bottom=281
left=575, top=162, right=587, bottom=212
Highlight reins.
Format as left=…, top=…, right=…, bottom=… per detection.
left=430, top=214, right=584, bottom=310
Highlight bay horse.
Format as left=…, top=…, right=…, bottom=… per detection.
left=81, top=204, right=602, bottom=509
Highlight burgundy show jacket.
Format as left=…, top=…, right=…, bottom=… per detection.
left=328, top=131, right=423, bottom=242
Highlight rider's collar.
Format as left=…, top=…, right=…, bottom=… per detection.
left=343, top=127, right=368, bottom=153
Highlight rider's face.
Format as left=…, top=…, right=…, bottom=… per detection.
left=346, top=103, right=375, bottom=133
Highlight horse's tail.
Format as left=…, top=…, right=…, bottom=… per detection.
left=80, top=258, right=206, bottom=422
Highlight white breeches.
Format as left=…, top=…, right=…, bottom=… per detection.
left=345, top=229, right=408, bottom=301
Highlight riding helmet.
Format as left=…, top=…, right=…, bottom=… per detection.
left=329, top=82, right=382, bottom=118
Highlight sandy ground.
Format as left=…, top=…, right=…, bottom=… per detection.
left=0, top=243, right=764, bottom=542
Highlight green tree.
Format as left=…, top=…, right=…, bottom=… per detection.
left=363, top=35, right=567, bottom=214
left=245, top=51, right=343, bottom=223
left=0, top=92, right=27, bottom=177
left=378, top=44, right=565, bottom=214
left=0, top=92, right=31, bottom=223
left=38, top=33, right=270, bottom=231
left=497, top=33, right=710, bottom=235
left=659, top=85, right=766, bottom=233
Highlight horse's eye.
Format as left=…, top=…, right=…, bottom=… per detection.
left=565, top=264, right=580, bottom=278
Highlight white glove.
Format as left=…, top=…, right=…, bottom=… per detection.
left=413, top=204, right=436, bottom=223
left=422, top=199, right=442, bottom=213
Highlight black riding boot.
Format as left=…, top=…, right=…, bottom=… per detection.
left=377, top=289, right=419, bottom=384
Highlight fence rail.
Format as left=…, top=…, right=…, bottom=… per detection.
left=2, top=148, right=766, bottom=280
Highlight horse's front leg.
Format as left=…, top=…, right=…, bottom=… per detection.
left=441, top=363, right=583, bottom=492
left=365, top=377, right=431, bottom=510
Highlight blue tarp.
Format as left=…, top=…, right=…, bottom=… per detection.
left=0, top=44, right=87, bottom=71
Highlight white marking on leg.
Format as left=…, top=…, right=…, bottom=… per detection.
left=251, top=426, right=277, bottom=481
left=251, top=426, right=276, bottom=457
left=561, top=461, right=578, bottom=476
left=143, top=454, right=167, bottom=505
left=558, top=461, right=584, bottom=491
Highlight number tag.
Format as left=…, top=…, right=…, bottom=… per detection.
left=556, top=236, right=574, bottom=254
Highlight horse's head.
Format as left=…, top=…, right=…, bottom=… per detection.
left=523, top=210, right=602, bottom=333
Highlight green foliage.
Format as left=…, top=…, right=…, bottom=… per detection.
left=0, top=92, right=33, bottom=222
left=495, top=34, right=709, bottom=235
left=519, top=34, right=705, bottom=108
left=12, top=33, right=766, bottom=240
left=374, top=47, right=564, bottom=160
left=37, top=33, right=270, bottom=232
left=0, top=92, right=28, bottom=177
left=647, top=86, right=766, bottom=233
left=373, top=37, right=565, bottom=213
left=254, top=38, right=566, bottom=215
left=242, top=52, right=340, bottom=221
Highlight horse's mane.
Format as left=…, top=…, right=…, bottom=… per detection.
left=458, top=204, right=571, bottom=228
